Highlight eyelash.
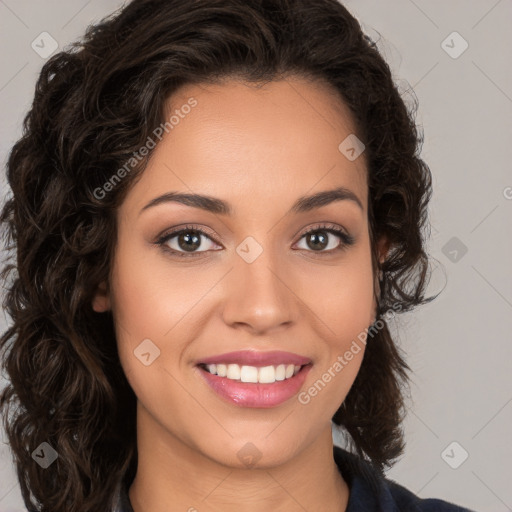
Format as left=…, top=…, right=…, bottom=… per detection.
left=155, top=223, right=355, bottom=259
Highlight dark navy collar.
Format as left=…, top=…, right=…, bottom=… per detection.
left=113, top=445, right=476, bottom=512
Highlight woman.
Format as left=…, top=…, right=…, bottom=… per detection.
left=0, top=0, right=477, bottom=511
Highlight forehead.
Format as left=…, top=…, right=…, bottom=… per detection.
left=124, top=77, right=368, bottom=216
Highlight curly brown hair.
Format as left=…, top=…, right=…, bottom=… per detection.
left=0, top=0, right=436, bottom=510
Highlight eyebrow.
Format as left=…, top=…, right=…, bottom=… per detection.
left=139, top=186, right=364, bottom=217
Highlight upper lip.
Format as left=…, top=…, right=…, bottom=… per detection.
left=197, top=350, right=312, bottom=367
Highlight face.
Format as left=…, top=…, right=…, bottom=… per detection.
left=93, top=77, right=385, bottom=468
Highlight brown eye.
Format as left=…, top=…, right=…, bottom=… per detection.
left=175, top=231, right=202, bottom=252
left=304, top=231, right=329, bottom=251
left=295, top=224, right=355, bottom=253
left=156, top=225, right=221, bottom=258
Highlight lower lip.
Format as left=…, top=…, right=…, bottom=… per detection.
left=197, top=364, right=313, bottom=408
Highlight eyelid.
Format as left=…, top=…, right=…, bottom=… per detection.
left=156, top=223, right=218, bottom=242
left=299, top=222, right=350, bottom=239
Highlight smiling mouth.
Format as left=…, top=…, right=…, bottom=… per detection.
left=197, top=362, right=311, bottom=384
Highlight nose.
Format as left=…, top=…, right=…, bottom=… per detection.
left=221, top=247, right=300, bottom=335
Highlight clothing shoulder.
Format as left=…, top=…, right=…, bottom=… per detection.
left=385, top=476, right=477, bottom=511
left=333, top=445, right=477, bottom=512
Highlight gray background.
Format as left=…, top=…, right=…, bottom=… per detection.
left=0, top=1, right=511, bottom=510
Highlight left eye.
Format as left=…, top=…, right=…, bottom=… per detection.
left=296, top=228, right=346, bottom=252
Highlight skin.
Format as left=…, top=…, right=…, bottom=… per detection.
left=93, top=76, right=388, bottom=512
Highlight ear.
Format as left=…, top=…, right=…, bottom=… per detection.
left=372, top=236, right=391, bottom=320
left=91, top=281, right=111, bottom=312
left=377, top=235, right=391, bottom=265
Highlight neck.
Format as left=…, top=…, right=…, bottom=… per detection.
left=128, top=403, right=349, bottom=512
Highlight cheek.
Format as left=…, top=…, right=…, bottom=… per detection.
left=108, top=237, right=219, bottom=395
left=109, top=235, right=206, bottom=343
left=109, top=252, right=191, bottom=422
left=297, top=241, right=374, bottom=410
left=300, top=240, right=376, bottom=341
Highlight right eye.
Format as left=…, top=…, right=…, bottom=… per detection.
left=155, top=225, right=222, bottom=258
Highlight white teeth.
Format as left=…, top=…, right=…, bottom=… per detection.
left=258, top=365, right=276, bottom=383
left=226, top=364, right=241, bottom=380
left=216, top=364, right=227, bottom=377
left=275, top=364, right=286, bottom=381
left=203, top=362, right=305, bottom=383
left=240, top=365, right=258, bottom=383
